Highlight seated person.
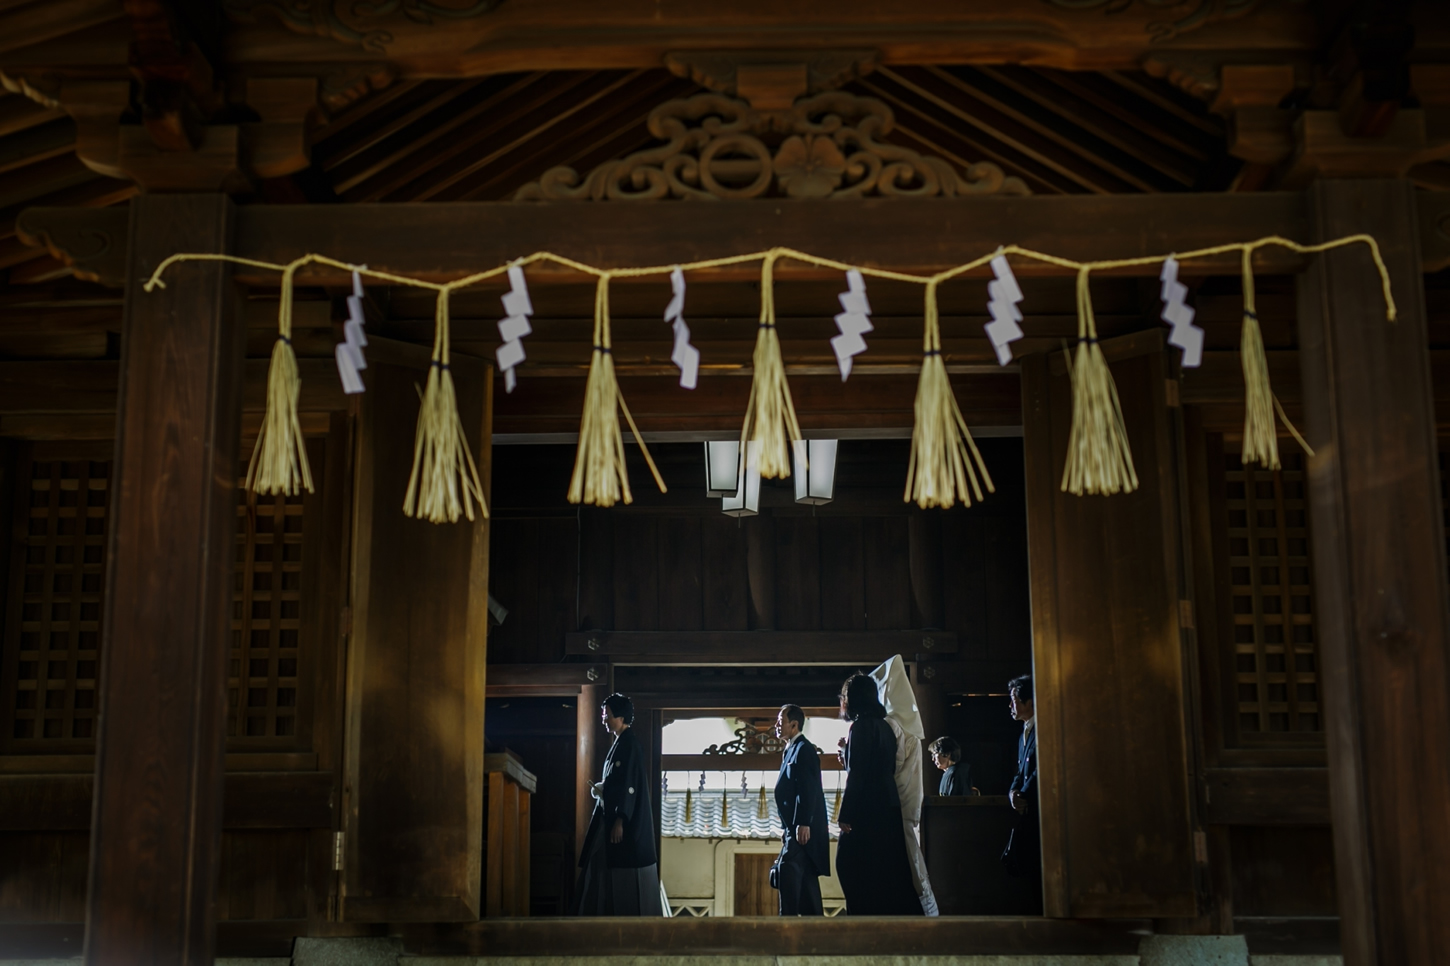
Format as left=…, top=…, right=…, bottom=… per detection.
left=929, top=736, right=976, bottom=796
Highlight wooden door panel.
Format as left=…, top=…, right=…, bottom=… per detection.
left=1022, top=329, right=1197, bottom=918
left=732, top=852, right=776, bottom=917
left=342, top=357, right=492, bottom=921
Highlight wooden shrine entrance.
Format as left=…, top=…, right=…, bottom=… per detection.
left=2, top=184, right=1448, bottom=962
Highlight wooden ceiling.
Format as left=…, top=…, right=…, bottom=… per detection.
left=308, top=65, right=1232, bottom=204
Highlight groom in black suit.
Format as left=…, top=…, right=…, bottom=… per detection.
left=773, top=704, right=829, bottom=915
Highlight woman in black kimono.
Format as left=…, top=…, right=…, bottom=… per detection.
left=573, top=692, right=664, bottom=916
left=834, top=672, right=923, bottom=915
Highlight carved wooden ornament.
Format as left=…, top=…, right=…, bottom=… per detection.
left=515, top=90, right=1030, bottom=201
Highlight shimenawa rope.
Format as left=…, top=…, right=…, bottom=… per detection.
left=141, top=234, right=1395, bottom=518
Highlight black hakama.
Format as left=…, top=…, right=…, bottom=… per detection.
left=573, top=726, right=663, bottom=916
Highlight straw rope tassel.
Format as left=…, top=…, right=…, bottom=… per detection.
left=402, top=288, right=487, bottom=523
left=832, top=784, right=842, bottom=823
left=740, top=251, right=802, bottom=479
left=568, top=274, right=667, bottom=507
left=683, top=787, right=693, bottom=825
left=905, top=280, right=995, bottom=508
left=247, top=261, right=314, bottom=497
left=757, top=782, right=768, bottom=820
left=721, top=786, right=729, bottom=828
left=1061, top=266, right=1138, bottom=496
left=1238, top=247, right=1313, bottom=469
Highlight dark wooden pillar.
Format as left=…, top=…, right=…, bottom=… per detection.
left=86, top=195, right=243, bottom=964
left=1297, top=178, right=1450, bottom=965
left=575, top=682, right=607, bottom=865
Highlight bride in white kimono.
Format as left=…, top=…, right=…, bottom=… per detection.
left=870, top=655, right=940, bottom=916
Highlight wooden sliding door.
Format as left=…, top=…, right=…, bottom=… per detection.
left=341, top=347, right=493, bottom=921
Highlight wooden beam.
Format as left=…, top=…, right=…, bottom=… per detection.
left=662, top=753, right=843, bottom=772
left=0, top=358, right=346, bottom=413
left=85, top=195, right=244, bottom=965
left=26, top=193, right=1450, bottom=287
left=564, top=630, right=954, bottom=664
left=1200, top=768, right=1330, bottom=826
left=1297, top=178, right=1450, bottom=966
left=0, top=773, right=335, bottom=831
left=21, top=194, right=1322, bottom=287
left=222, top=0, right=1320, bottom=79
left=485, top=663, right=607, bottom=697
left=398, top=915, right=1148, bottom=957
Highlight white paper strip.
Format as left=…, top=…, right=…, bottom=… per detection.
left=496, top=263, right=533, bottom=393
left=664, top=267, right=699, bottom=389
left=1160, top=256, right=1204, bottom=368
left=831, top=268, right=873, bottom=380
left=984, top=253, right=1024, bottom=366
left=335, top=343, right=365, bottom=394
left=335, top=269, right=369, bottom=394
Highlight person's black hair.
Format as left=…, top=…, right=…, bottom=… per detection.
left=930, top=736, right=961, bottom=762
left=1008, top=675, right=1033, bottom=703
left=780, top=704, right=805, bottom=730
left=839, top=672, right=886, bottom=721
left=603, top=692, right=634, bottom=725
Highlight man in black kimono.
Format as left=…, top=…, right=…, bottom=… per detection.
left=1002, top=675, right=1042, bottom=911
left=773, top=704, right=828, bottom=915
left=929, top=736, right=972, bottom=796
left=573, top=693, right=663, bottom=916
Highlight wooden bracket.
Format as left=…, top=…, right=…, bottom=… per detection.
left=663, top=49, right=878, bottom=106
left=1281, top=109, right=1450, bottom=187
left=1209, top=65, right=1296, bottom=166
left=241, top=76, right=321, bottom=179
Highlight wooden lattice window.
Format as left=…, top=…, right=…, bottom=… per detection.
left=1, top=449, right=111, bottom=749
left=1223, top=450, right=1321, bottom=737
left=229, top=478, right=305, bottom=745
left=1, top=442, right=322, bottom=754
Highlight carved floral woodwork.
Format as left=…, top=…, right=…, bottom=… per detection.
left=515, top=90, right=1030, bottom=201
left=702, top=719, right=788, bottom=757
left=15, top=207, right=130, bottom=287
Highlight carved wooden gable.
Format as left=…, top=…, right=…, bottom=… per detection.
left=516, top=90, right=1031, bottom=201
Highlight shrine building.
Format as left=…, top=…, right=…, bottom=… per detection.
left=0, top=2, right=1448, bottom=965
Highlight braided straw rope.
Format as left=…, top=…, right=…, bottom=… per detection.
left=142, top=234, right=1395, bottom=518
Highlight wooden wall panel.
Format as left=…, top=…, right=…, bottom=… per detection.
left=657, top=516, right=702, bottom=631
left=1022, top=332, right=1197, bottom=919
left=488, top=517, right=577, bottom=664
left=214, top=831, right=310, bottom=922
left=864, top=516, right=911, bottom=630
left=774, top=516, right=820, bottom=631
left=700, top=516, right=748, bottom=631
left=0, top=831, right=88, bottom=922
left=818, top=517, right=866, bottom=631
left=984, top=514, right=1032, bottom=663
left=613, top=516, right=659, bottom=632
left=943, top=515, right=988, bottom=659
left=1229, top=826, right=1337, bottom=917
left=577, top=508, right=613, bottom=631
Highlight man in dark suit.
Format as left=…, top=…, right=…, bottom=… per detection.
left=773, top=703, right=828, bottom=915
left=1002, top=674, right=1041, bottom=910
left=929, top=736, right=972, bottom=796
